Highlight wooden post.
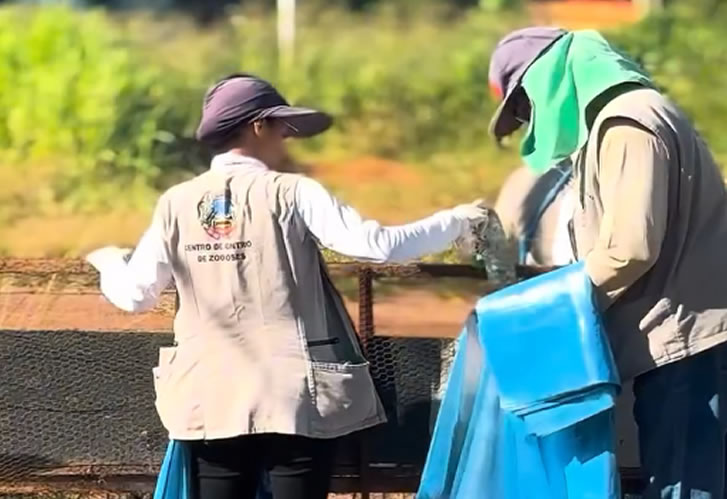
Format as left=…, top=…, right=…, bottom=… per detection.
left=635, top=0, right=664, bottom=16
left=276, top=0, right=296, bottom=77
left=357, top=267, right=374, bottom=499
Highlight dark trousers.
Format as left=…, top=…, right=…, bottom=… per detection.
left=187, top=434, right=334, bottom=499
left=633, top=343, right=727, bottom=499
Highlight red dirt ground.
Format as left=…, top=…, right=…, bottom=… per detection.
left=0, top=287, right=478, bottom=338
left=0, top=258, right=487, bottom=337
left=312, top=157, right=423, bottom=189
left=529, top=0, right=641, bottom=30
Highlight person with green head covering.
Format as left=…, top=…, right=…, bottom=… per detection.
left=488, top=27, right=727, bottom=499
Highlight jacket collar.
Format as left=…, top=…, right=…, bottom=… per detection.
left=210, top=152, right=269, bottom=174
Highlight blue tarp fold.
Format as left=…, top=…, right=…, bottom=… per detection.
left=418, top=263, right=621, bottom=499
left=153, top=440, right=191, bottom=499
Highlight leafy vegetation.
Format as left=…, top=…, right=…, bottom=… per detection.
left=0, top=2, right=723, bottom=255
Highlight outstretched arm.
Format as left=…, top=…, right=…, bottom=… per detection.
left=294, top=177, right=486, bottom=263
left=86, top=198, right=173, bottom=313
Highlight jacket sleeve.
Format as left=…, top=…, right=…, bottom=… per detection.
left=293, top=176, right=468, bottom=263
left=584, top=117, right=670, bottom=309
left=86, top=193, right=173, bottom=313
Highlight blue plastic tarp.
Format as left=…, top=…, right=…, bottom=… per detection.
left=153, top=440, right=191, bottom=499
left=418, top=262, right=621, bottom=499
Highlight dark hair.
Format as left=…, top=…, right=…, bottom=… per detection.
left=202, top=72, right=270, bottom=152
left=211, top=118, right=286, bottom=154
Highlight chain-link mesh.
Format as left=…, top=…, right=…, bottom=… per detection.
left=0, top=329, right=172, bottom=487
left=0, top=326, right=458, bottom=491
left=365, top=337, right=455, bottom=465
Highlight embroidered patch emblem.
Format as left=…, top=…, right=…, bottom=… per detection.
left=197, top=191, right=237, bottom=239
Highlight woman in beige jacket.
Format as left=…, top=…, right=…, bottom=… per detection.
left=86, top=74, right=487, bottom=499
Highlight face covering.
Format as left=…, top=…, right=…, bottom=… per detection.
left=519, top=30, right=654, bottom=174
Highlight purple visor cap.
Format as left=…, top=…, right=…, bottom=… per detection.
left=488, top=27, right=567, bottom=139
left=196, top=74, right=332, bottom=146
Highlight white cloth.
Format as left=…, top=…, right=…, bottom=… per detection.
left=550, top=187, right=577, bottom=266
left=88, top=153, right=472, bottom=313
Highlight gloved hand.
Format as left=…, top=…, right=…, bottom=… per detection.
left=85, top=246, right=133, bottom=270
left=452, top=199, right=489, bottom=223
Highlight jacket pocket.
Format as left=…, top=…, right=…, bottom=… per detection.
left=310, top=361, right=379, bottom=423
left=152, top=347, right=177, bottom=408
left=638, top=297, right=674, bottom=334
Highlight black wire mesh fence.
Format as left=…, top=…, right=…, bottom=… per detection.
left=0, top=328, right=458, bottom=495
left=0, top=258, right=641, bottom=497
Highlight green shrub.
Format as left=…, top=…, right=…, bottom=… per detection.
left=126, top=7, right=523, bottom=163
left=609, top=3, right=727, bottom=166
left=0, top=5, right=187, bottom=212
left=0, top=1, right=725, bottom=228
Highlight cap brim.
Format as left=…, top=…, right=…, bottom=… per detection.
left=260, top=105, right=333, bottom=138
left=488, top=87, right=524, bottom=141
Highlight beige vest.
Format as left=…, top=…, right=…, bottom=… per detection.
left=573, top=88, right=727, bottom=380
left=151, top=156, right=386, bottom=440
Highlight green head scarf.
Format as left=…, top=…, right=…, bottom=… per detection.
left=520, top=30, right=654, bottom=173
